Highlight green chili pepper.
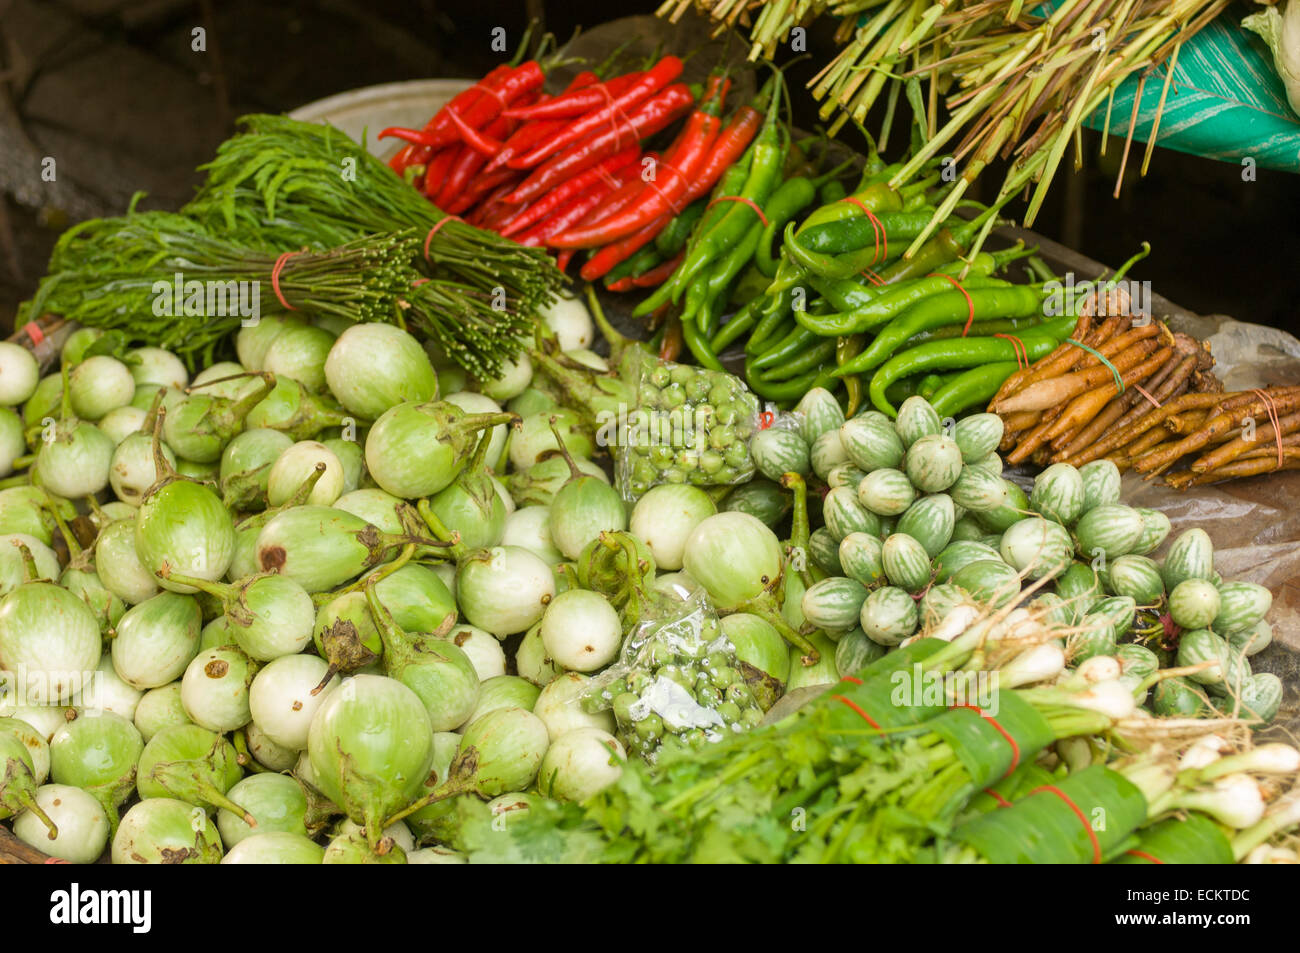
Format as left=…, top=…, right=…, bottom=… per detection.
left=868, top=317, right=1077, bottom=417
left=681, top=318, right=724, bottom=372
left=632, top=151, right=756, bottom=318
left=901, top=312, right=1047, bottom=348
left=872, top=227, right=967, bottom=283
left=833, top=281, right=1037, bottom=377
left=798, top=270, right=1007, bottom=338
left=755, top=178, right=817, bottom=278
left=818, top=179, right=848, bottom=204
left=797, top=211, right=958, bottom=255
left=795, top=180, right=904, bottom=234
left=709, top=297, right=763, bottom=353
left=654, top=199, right=707, bottom=258
left=728, top=263, right=771, bottom=306
left=761, top=337, right=837, bottom=381
left=694, top=219, right=766, bottom=327
left=667, top=73, right=789, bottom=303
left=930, top=362, right=1022, bottom=417
left=746, top=361, right=837, bottom=404
left=603, top=244, right=663, bottom=286
left=752, top=323, right=818, bottom=371
left=746, top=288, right=794, bottom=354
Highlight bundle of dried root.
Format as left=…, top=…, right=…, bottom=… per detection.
left=990, top=306, right=1222, bottom=477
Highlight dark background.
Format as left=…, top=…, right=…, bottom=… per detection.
left=2, top=0, right=1297, bottom=336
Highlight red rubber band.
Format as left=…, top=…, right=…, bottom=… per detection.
left=1029, top=784, right=1102, bottom=864
left=982, top=787, right=1013, bottom=808
left=860, top=268, right=885, bottom=286
left=43, top=857, right=68, bottom=864
left=1125, top=849, right=1164, bottom=864
left=706, top=195, right=769, bottom=227
left=1253, top=388, right=1284, bottom=469
left=840, top=197, right=887, bottom=265
left=270, top=251, right=300, bottom=311
left=832, top=694, right=882, bottom=730
left=929, top=273, right=975, bottom=335
left=411, top=278, right=432, bottom=287
left=1133, top=383, right=1161, bottom=410
left=994, top=333, right=1030, bottom=370
left=424, top=216, right=463, bottom=261
left=22, top=321, right=45, bottom=347
left=949, top=704, right=1021, bottom=777
left=839, top=676, right=863, bottom=686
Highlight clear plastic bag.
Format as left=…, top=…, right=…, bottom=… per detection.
left=611, top=349, right=761, bottom=501
left=581, top=591, right=765, bottom=762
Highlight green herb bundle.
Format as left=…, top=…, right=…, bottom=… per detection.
left=21, top=209, right=423, bottom=369
left=181, top=114, right=564, bottom=374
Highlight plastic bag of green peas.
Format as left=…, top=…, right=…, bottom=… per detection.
left=580, top=591, right=766, bottom=763
left=610, top=349, right=761, bottom=501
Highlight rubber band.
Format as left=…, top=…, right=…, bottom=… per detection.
left=43, top=857, right=68, bottom=864
left=1124, top=849, right=1164, bottom=864
left=929, top=273, right=975, bottom=336
left=839, top=676, right=863, bottom=687
left=1066, top=338, right=1124, bottom=394
left=839, top=197, right=887, bottom=265
left=706, top=195, right=769, bottom=227
left=1252, top=388, right=1284, bottom=469
left=860, top=268, right=885, bottom=286
left=1133, top=383, right=1161, bottom=410
left=270, top=251, right=300, bottom=311
left=22, top=322, right=45, bottom=347
left=994, top=333, right=1030, bottom=370
left=982, top=788, right=1013, bottom=808
left=1028, top=784, right=1102, bottom=864
left=410, top=278, right=431, bottom=287
left=596, top=85, right=639, bottom=144
left=949, top=704, right=1021, bottom=777
left=832, top=694, right=882, bottom=730
left=423, top=216, right=463, bottom=261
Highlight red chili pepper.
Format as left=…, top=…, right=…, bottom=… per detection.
left=519, top=162, right=643, bottom=247
left=504, top=84, right=694, bottom=206
left=447, top=167, right=524, bottom=216
left=513, top=56, right=684, bottom=169
left=422, top=148, right=458, bottom=199
left=556, top=249, right=575, bottom=272
left=513, top=174, right=627, bottom=247
left=579, top=219, right=664, bottom=281
left=486, top=72, right=599, bottom=173
left=418, top=63, right=512, bottom=134
left=390, top=62, right=544, bottom=153
left=482, top=197, right=528, bottom=233
left=502, top=71, right=644, bottom=122
left=379, top=126, right=444, bottom=148
left=679, top=103, right=762, bottom=204
left=436, top=113, right=511, bottom=209
left=389, top=143, right=418, bottom=172
left=566, top=151, right=658, bottom=230
left=446, top=108, right=506, bottom=156
left=627, top=252, right=684, bottom=289
left=551, top=75, right=728, bottom=248
left=498, top=146, right=640, bottom=237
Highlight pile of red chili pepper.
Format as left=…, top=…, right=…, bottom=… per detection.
left=380, top=53, right=773, bottom=286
